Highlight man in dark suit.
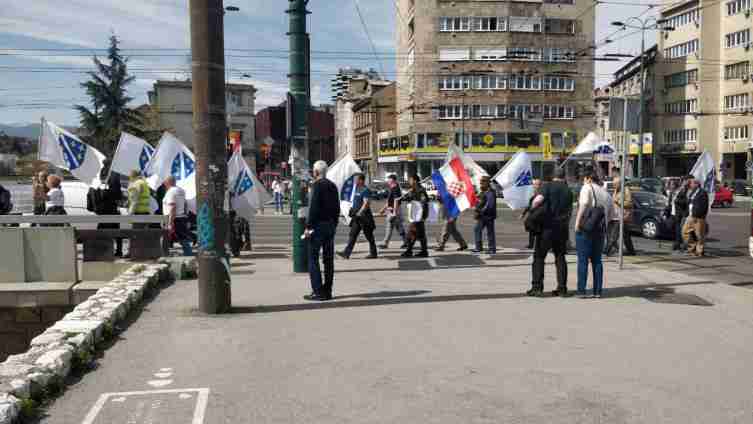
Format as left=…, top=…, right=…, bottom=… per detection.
left=304, top=160, right=341, bottom=301
left=682, top=175, right=709, bottom=257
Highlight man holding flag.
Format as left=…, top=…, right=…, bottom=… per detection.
left=682, top=175, right=709, bottom=257
left=110, top=132, right=155, bottom=177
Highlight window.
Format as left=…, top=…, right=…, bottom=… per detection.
left=725, top=29, right=750, bottom=48
left=724, top=125, right=749, bottom=141
left=439, top=48, right=470, bottom=61
left=544, top=48, right=576, bottom=62
left=508, top=16, right=542, bottom=33
left=507, top=47, right=542, bottom=61
left=438, top=75, right=470, bottom=90
left=543, top=105, right=575, bottom=119
left=664, top=99, right=698, bottom=114
left=437, top=105, right=467, bottom=119
left=473, top=17, right=507, bottom=32
left=509, top=74, right=541, bottom=90
left=509, top=104, right=542, bottom=119
left=439, top=17, right=470, bottom=32
left=665, top=9, right=701, bottom=29
left=473, top=47, right=507, bottom=61
left=545, top=19, right=576, bottom=34
left=474, top=74, right=506, bottom=90
left=543, top=76, right=575, bottom=91
left=726, top=0, right=751, bottom=16
left=470, top=104, right=497, bottom=118
left=725, top=61, right=750, bottom=79
left=664, top=39, right=699, bottom=59
left=664, top=69, right=699, bottom=88
left=664, top=129, right=697, bottom=144
left=544, top=0, right=574, bottom=4
left=724, top=93, right=749, bottom=111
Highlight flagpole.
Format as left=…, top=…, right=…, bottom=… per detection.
left=105, top=132, right=125, bottom=185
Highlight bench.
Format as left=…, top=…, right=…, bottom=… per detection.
left=0, top=215, right=168, bottom=261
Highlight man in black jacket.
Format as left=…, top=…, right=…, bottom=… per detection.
left=401, top=174, right=430, bottom=258
left=338, top=173, right=378, bottom=259
left=304, top=160, right=341, bottom=301
left=472, top=176, right=497, bottom=254
left=682, top=175, right=709, bottom=257
left=666, top=179, right=689, bottom=252
left=91, top=161, right=124, bottom=256
left=528, top=167, right=572, bottom=296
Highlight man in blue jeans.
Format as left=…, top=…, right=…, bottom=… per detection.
left=472, top=176, right=497, bottom=254
left=304, top=161, right=341, bottom=301
left=574, top=169, right=613, bottom=298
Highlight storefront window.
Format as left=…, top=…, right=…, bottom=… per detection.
left=508, top=132, right=540, bottom=148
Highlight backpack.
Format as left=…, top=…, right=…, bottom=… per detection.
left=0, top=185, right=12, bottom=214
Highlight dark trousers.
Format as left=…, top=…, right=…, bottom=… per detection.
left=672, top=215, right=685, bottom=250
left=527, top=231, right=536, bottom=248
left=98, top=222, right=123, bottom=256
left=309, top=221, right=336, bottom=296
left=405, top=221, right=428, bottom=254
left=474, top=218, right=496, bottom=253
left=577, top=231, right=605, bottom=295
left=163, top=217, right=193, bottom=256
left=531, top=224, right=568, bottom=291
left=605, top=220, right=635, bottom=255
left=439, top=219, right=467, bottom=248
left=342, top=217, right=377, bottom=258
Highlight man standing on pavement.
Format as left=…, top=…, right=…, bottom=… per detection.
left=682, top=175, right=709, bottom=257
left=272, top=177, right=284, bottom=215
left=605, top=176, right=636, bottom=256
left=574, top=169, right=613, bottom=298
left=378, top=174, right=406, bottom=249
left=666, top=179, right=689, bottom=253
left=435, top=200, right=468, bottom=252
left=338, top=173, right=378, bottom=259
left=521, top=178, right=542, bottom=249
left=401, top=174, right=430, bottom=258
left=528, top=168, right=572, bottom=297
left=472, top=176, right=497, bottom=254
left=162, top=176, right=193, bottom=257
left=93, top=160, right=125, bottom=257
left=304, top=160, right=340, bottom=301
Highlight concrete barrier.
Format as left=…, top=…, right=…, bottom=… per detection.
left=0, top=228, right=78, bottom=284
left=0, top=230, right=24, bottom=283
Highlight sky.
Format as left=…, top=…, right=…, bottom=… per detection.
left=0, top=0, right=659, bottom=126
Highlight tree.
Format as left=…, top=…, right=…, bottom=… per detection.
left=75, top=34, right=143, bottom=156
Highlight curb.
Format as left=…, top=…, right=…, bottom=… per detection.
left=0, top=263, right=173, bottom=423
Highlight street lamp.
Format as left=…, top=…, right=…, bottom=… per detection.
left=611, top=17, right=674, bottom=178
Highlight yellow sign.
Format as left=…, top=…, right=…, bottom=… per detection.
left=642, top=134, right=653, bottom=154
left=483, top=134, right=494, bottom=146
left=542, top=132, right=552, bottom=160
left=629, top=135, right=640, bottom=155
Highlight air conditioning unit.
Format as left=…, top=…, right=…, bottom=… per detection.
left=746, top=43, right=752, bottom=51
left=662, top=88, right=669, bottom=94
left=664, top=32, right=669, bottom=39
left=694, top=19, right=700, bottom=27
left=745, top=8, right=751, bottom=17
left=743, top=74, right=749, bottom=82
left=694, top=82, right=700, bottom=89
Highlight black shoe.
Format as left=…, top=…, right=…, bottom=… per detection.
left=485, top=250, right=497, bottom=255
left=456, top=245, right=468, bottom=252
left=337, top=251, right=349, bottom=260
left=399, top=243, right=407, bottom=249
left=526, top=288, right=544, bottom=297
left=400, top=251, right=413, bottom=258
left=303, top=293, right=329, bottom=301
left=365, top=254, right=378, bottom=259
left=415, top=251, right=429, bottom=258
left=435, top=246, right=445, bottom=252
left=624, top=251, right=636, bottom=256
left=378, top=244, right=388, bottom=249
left=552, top=288, right=568, bottom=297
left=525, top=245, right=533, bottom=249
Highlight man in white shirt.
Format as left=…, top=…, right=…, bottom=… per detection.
left=574, top=168, right=613, bottom=298
left=162, top=176, right=193, bottom=256
left=272, top=177, right=283, bottom=214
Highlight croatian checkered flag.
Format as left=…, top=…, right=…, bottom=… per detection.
left=38, top=118, right=106, bottom=186
left=493, top=151, right=534, bottom=210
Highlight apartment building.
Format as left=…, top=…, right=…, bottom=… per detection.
left=352, top=83, right=396, bottom=180
left=657, top=0, right=753, bottom=178
left=332, top=68, right=386, bottom=158
left=394, top=0, right=596, bottom=179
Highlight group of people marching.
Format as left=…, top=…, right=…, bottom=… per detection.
left=303, top=161, right=714, bottom=302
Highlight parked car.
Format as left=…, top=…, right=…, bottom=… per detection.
left=368, top=180, right=388, bottom=200
left=628, top=191, right=673, bottom=239
left=627, top=177, right=664, bottom=195
left=713, top=184, right=734, bottom=208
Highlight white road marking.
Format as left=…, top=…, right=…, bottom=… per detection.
left=111, top=397, right=126, bottom=403
left=81, top=388, right=210, bottom=424
left=179, top=393, right=193, bottom=400
left=153, top=372, right=172, bottom=378
left=146, top=379, right=173, bottom=388
left=159, top=368, right=173, bottom=372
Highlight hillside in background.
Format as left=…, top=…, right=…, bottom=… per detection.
left=0, top=123, right=77, bottom=140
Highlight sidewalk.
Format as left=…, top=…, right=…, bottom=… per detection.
left=40, top=245, right=753, bottom=423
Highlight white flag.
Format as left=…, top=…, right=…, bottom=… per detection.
left=111, top=132, right=155, bottom=177
left=445, top=143, right=489, bottom=190
left=571, top=132, right=615, bottom=157
left=494, top=151, right=534, bottom=210
left=690, top=151, right=716, bottom=215
left=38, top=119, right=106, bottom=186
left=228, top=151, right=271, bottom=221
left=326, top=153, right=361, bottom=223
left=144, top=132, right=196, bottom=211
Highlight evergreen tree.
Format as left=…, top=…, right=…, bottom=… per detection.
left=75, top=34, right=143, bottom=155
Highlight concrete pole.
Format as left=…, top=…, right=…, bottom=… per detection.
left=287, top=0, right=310, bottom=273
left=190, top=0, right=232, bottom=313
left=637, top=29, right=646, bottom=178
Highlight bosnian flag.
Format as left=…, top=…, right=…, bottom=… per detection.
left=228, top=151, right=271, bottom=221
left=326, top=153, right=362, bottom=223
left=38, top=118, right=106, bottom=186
left=494, top=151, right=534, bottom=210
left=690, top=150, right=716, bottom=215
left=144, top=132, right=197, bottom=211
left=111, top=132, right=155, bottom=177
left=431, top=146, right=479, bottom=219
left=572, top=132, right=615, bottom=159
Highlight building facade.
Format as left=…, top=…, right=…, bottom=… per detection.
left=147, top=80, right=257, bottom=158
left=394, top=0, right=596, bottom=179
left=352, top=83, right=396, bottom=180
left=656, top=0, right=753, bottom=179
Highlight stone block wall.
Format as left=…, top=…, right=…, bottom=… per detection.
left=0, top=307, right=71, bottom=363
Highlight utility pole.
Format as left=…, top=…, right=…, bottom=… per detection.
left=287, top=0, right=310, bottom=273
left=190, top=0, right=232, bottom=313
